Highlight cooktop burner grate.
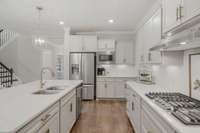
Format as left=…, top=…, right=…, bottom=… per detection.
left=146, top=92, right=200, bottom=125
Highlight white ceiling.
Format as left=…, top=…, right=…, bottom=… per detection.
left=0, top=0, right=156, bottom=35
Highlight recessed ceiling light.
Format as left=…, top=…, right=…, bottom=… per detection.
left=59, top=21, right=64, bottom=25
left=180, top=42, right=187, bottom=45
left=108, top=19, right=114, bottom=24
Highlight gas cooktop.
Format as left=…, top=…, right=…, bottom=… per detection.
left=146, top=92, right=200, bottom=125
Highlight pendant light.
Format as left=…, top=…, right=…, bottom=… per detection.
left=34, top=6, right=46, bottom=46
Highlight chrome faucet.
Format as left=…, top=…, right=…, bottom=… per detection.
left=40, top=67, right=55, bottom=89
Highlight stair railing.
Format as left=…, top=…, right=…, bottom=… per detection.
left=0, top=62, right=14, bottom=88
left=0, top=29, right=17, bottom=48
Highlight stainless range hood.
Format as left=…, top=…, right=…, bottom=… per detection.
left=150, top=15, right=200, bottom=51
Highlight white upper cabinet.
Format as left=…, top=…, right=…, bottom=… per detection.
left=162, top=0, right=181, bottom=33
left=116, top=41, right=134, bottom=65
left=97, top=39, right=116, bottom=51
left=183, top=0, right=200, bottom=20
left=152, top=8, right=162, bottom=47
left=69, top=35, right=83, bottom=52
left=135, top=26, right=145, bottom=64
left=163, top=0, right=200, bottom=33
left=135, top=8, right=162, bottom=64
left=82, top=36, right=97, bottom=51
left=69, top=35, right=97, bottom=52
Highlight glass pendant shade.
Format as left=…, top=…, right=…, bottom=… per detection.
left=34, top=6, right=46, bottom=47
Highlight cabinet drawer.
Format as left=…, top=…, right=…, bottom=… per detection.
left=17, top=102, right=59, bottom=133
left=61, top=89, right=76, bottom=107
left=142, top=100, right=176, bottom=133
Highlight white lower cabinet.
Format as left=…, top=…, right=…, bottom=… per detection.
left=60, top=90, right=76, bottom=133
left=126, top=85, right=177, bottom=133
left=141, top=107, right=162, bottom=133
left=97, top=77, right=133, bottom=99
left=126, top=87, right=141, bottom=133
left=37, top=113, right=59, bottom=133
left=18, top=103, right=60, bottom=133
left=18, top=89, right=77, bottom=133
left=142, top=101, right=177, bottom=133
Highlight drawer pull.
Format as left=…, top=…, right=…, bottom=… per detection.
left=132, top=102, right=135, bottom=111
left=70, top=103, right=73, bottom=112
left=45, top=128, right=50, bottom=133
left=104, top=83, right=107, bottom=88
left=41, top=114, right=51, bottom=123
left=176, top=7, right=179, bottom=21
left=124, top=83, right=127, bottom=88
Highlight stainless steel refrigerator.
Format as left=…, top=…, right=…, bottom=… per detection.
left=69, top=52, right=96, bottom=100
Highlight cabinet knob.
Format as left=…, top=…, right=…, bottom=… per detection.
left=41, top=114, right=51, bottom=123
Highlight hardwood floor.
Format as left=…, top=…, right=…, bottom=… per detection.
left=71, top=100, right=134, bottom=133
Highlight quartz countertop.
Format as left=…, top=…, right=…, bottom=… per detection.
left=0, top=80, right=82, bottom=133
left=126, top=81, right=200, bottom=133
left=97, top=74, right=137, bottom=78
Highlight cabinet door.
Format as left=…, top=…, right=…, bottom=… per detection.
left=98, top=40, right=107, bottom=50
left=115, top=81, right=125, bottom=98
left=106, top=40, right=115, bottom=49
left=98, top=39, right=115, bottom=51
left=60, top=94, right=76, bottom=133
left=151, top=8, right=162, bottom=48
left=163, top=0, right=181, bottom=32
left=141, top=109, right=162, bottom=133
left=69, top=36, right=83, bottom=52
left=135, top=27, right=145, bottom=64
left=37, top=113, right=59, bottom=133
left=82, top=36, right=97, bottom=51
left=149, top=8, right=162, bottom=64
left=143, top=19, right=152, bottom=63
left=131, top=96, right=141, bottom=133
left=106, top=81, right=115, bottom=98
left=97, top=81, right=106, bottom=98
left=116, top=42, right=125, bottom=64
left=61, top=101, right=71, bottom=133
left=183, top=0, right=200, bottom=20
left=124, top=42, right=134, bottom=64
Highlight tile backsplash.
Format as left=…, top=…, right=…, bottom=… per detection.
left=99, top=64, right=137, bottom=77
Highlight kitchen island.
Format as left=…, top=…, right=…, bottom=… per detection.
left=0, top=80, right=82, bottom=133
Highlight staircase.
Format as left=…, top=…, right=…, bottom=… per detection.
left=0, top=28, right=18, bottom=50
left=0, top=62, right=18, bottom=88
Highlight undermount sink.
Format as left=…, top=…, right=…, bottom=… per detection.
left=46, top=86, right=65, bottom=91
left=32, top=86, right=68, bottom=95
left=32, top=89, right=60, bottom=95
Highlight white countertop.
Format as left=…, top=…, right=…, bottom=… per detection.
left=127, top=81, right=200, bottom=133
left=97, top=74, right=137, bottom=78
left=0, top=80, right=82, bottom=133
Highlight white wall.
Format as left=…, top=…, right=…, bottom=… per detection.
left=151, top=64, right=185, bottom=93
left=100, top=64, right=137, bottom=77
left=17, top=35, right=42, bottom=82
left=0, top=37, right=19, bottom=72
left=0, top=35, right=43, bottom=83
